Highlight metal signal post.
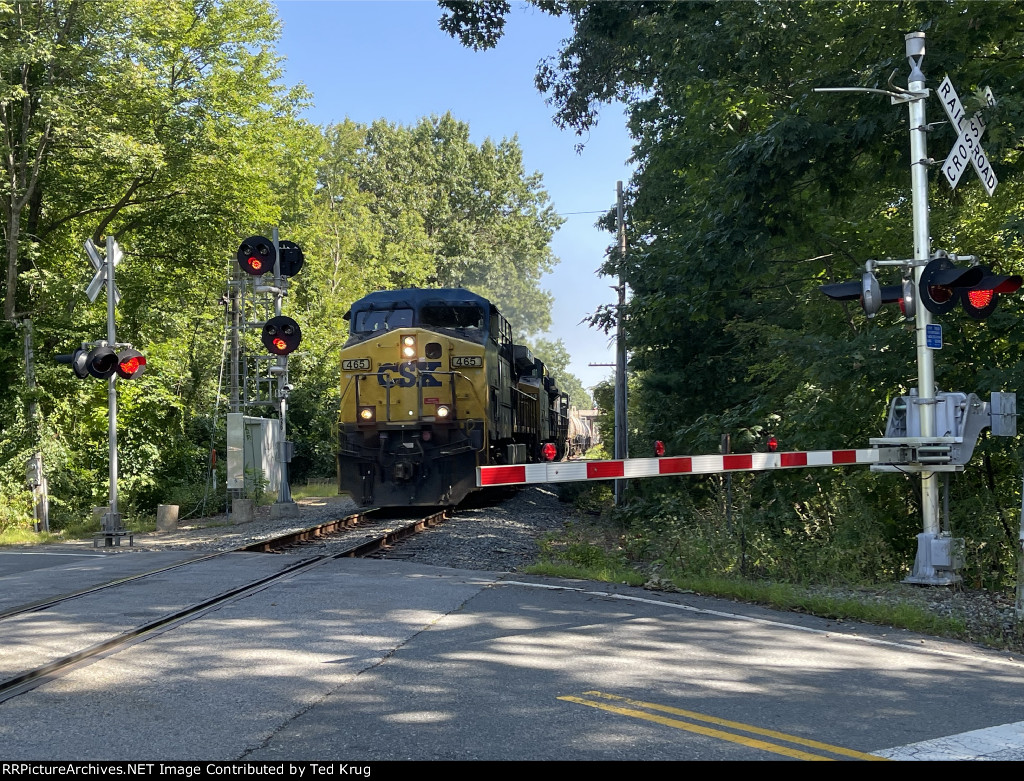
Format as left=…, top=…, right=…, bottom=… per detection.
left=271, top=227, right=296, bottom=515
left=231, top=229, right=304, bottom=519
left=814, top=33, right=1010, bottom=584
left=83, top=236, right=132, bottom=545
left=903, top=34, right=945, bottom=576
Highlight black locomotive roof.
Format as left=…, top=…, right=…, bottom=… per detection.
left=345, top=287, right=493, bottom=318
left=356, top=287, right=491, bottom=309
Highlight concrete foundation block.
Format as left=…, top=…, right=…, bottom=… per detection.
left=156, top=504, right=179, bottom=532
left=270, top=501, right=300, bottom=520
left=231, top=498, right=255, bottom=525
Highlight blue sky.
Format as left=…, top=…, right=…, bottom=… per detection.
left=272, top=0, right=635, bottom=394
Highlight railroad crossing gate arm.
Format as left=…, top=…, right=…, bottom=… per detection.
left=477, top=447, right=911, bottom=487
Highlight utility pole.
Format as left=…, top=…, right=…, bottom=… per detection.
left=614, top=181, right=629, bottom=506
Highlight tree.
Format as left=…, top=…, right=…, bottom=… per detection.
left=440, top=0, right=1024, bottom=586
left=0, top=0, right=311, bottom=526
left=360, top=114, right=562, bottom=337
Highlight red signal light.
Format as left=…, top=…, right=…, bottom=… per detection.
left=767, top=435, right=779, bottom=453
left=541, top=442, right=557, bottom=461
left=115, top=348, right=147, bottom=379
left=237, top=235, right=275, bottom=276
left=262, top=315, right=302, bottom=356
left=654, top=440, right=665, bottom=456
left=967, top=289, right=994, bottom=309
left=960, top=265, right=1023, bottom=320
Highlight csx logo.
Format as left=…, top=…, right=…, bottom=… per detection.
left=377, top=361, right=442, bottom=387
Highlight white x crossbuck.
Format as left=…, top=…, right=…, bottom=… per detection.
left=937, top=75, right=998, bottom=195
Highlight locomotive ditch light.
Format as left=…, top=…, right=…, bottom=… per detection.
left=237, top=235, right=275, bottom=276
left=435, top=404, right=451, bottom=419
left=357, top=406, right=376, bottom=423
left=919, top=257, right=985, bottom=315
left=960, top=266, right=1024, bottom=320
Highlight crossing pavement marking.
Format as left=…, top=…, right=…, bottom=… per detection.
left=559, top=690, right=886, bottom=761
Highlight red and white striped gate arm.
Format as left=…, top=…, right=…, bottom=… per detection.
left=477, top=448, right=902, bottom=487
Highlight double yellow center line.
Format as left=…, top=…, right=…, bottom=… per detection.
left=559, top=691, right=886, bottom=761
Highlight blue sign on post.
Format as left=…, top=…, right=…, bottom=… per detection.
left=926, top=323, right=943, bottom=350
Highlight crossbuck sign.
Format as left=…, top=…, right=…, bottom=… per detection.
left=85, top=238, right=121, bottom=304
left=938, top=75, right=998, bottom=195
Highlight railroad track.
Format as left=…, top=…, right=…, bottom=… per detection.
left=0, top=508, right=448, bottom=704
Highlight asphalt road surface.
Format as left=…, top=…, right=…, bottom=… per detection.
left=2, top=554, right=1023, bottom=761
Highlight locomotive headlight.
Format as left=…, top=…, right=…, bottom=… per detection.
left=357, top=405, right=376, bottom=423
left=436, top=404, right=451, bottom=419
left=401, top=335, right=417, bottom=359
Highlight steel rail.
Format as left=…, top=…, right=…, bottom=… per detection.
left=0, top=509, right=446, bottom=703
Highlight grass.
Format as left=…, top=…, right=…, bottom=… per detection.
left=291, top=479, right=340, bottom=500
left=0, top=526, right=63, bottom=546
left=524, top=498, right=971, bottom=642
left=526, top=552, right=967, bottom=638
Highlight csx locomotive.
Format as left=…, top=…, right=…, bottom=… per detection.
left=337, top=288, right=569, bottom=506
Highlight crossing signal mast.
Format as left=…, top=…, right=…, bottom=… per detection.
left=55, top=237, right=147, bottom=546
left=231, top=231, right=304, bottom=516
left=815, top=33, right=1020, bottom=585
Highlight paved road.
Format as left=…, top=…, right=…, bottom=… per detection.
left=2, top=555, right=1023, bottom=761
left=0, top=544, right=202, bottom=614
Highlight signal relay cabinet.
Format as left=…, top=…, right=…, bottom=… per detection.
left=870, top=390, right=1016, bottom=472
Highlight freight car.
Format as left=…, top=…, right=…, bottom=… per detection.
left=337, top=288, right=569, bottom=506
left=567, top=407, right=593, bottom=459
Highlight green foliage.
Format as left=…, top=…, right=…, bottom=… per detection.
left=357, top=113, right=563, bottom=338
left=528, top=525, right=646, bottom=585
left=440, top=1, right=1024, bottom=588
left=0, top=1, right=574, bottom=526
left=528, top=336, right=592, bottom=408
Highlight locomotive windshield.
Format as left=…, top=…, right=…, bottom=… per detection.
left=353, top=308, right=413, bottom=333
left=344, top=289, right=492, bottom=346
left=419, top=303, right=484, bottom=330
